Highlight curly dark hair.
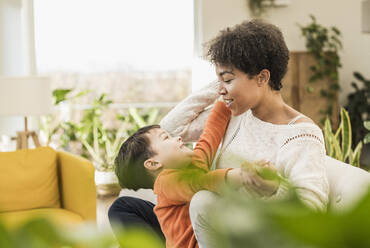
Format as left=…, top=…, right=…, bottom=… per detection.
left=206, top=19, right=290, bottom=91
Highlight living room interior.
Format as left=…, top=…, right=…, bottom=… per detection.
left=0, top=0, right=370, bottom=247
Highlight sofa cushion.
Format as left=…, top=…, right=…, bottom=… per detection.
left=0, top=147, right=60, bottom=212
left=0, top=208, right=83, bottom=228
left=325, top=156, right=370, bottom=210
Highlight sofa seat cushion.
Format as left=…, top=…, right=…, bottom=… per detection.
left=325, top=156, right=370, bottom=210
left=0, top=147, right=60, bottom=212
left=0, top=208, right=83, bottom=228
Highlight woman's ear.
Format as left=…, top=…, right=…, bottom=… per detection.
left=257, top=69, right=271, bottom=86
left=144, top=158, right=163, bottom=171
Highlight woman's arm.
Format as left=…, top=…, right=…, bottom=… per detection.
left=159, top=80, right=219, bottom=142
left=275, top=132, right=329, bottom=211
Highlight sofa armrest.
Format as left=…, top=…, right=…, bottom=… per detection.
left=57, top=151, right=96, bottom=221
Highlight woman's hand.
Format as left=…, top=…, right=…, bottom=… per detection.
left=225, top=168, right=244, bottom=188
left=240, top=160, right=280, bottom=197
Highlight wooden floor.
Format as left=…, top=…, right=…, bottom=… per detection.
left=97, top=195, right=119, bottom=233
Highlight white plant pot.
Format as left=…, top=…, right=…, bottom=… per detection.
left=95, top=170, right=121, bottom=197
left=95, top=170, right=119, bottom=185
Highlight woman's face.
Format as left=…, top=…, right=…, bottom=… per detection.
left=216, top=65, right=263, bottom=116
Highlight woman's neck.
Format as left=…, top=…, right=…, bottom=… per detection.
left=251, top=91, right=296, bottom=125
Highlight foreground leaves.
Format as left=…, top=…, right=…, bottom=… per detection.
left=209, top=186, right=370, bottom=248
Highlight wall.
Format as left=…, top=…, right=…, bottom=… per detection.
left=194, top=0, right=370, bottom=106
left=0, top=0, right=22, bottom=75
left=0, top=0, right=37, bottom=149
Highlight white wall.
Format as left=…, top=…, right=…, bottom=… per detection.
left=0, top=0, right=38, bottom=149
left=194, top=0, right=370, bottom=106
left=0, top=0, right=22, bottom=75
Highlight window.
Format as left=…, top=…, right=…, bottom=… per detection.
left=34, top=0, right=193, bottom=104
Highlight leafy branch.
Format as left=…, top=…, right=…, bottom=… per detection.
left=344, top=72, right=370, bottom=145
left=299, top=15, right=342, bottom=124
left=247, top=0, right=276, bottom=17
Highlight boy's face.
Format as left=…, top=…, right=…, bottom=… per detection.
left=145, top=128, right=194, bottom=169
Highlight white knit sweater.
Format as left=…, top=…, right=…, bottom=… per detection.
left=160, top=80, right=329, bottom=211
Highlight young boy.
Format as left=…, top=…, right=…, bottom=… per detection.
left=114, top=101, right=279, bottom=248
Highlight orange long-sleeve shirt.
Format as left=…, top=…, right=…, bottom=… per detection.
left=153, top=101, right=232, bottom=248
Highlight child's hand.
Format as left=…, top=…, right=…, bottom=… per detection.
left=240, top=160, right=280, bottom=197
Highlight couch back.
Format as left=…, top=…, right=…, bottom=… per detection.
left=0, top=147, right=60, bottom=212
left=325, top=156, right=370, bottom=210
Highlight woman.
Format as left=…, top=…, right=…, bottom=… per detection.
left=162, top=19, right=329, bottom=210
left=158, top=20, right=330, bottom=247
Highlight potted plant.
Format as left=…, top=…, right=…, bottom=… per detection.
left=39, top=88, right=89, bottom=150
left=76, top=94, right=161, bottom=197
left=344, top=72, right=370, bottom=145
left=41, top=90, right=161, bottom=197
left=281, top=15, right=343, bottom=127
left=70, top=93, right=121, bottom=197
left=323, top=108, right=363, bottom=167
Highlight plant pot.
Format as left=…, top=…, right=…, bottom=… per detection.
left=95, top=170, right=121, bottom=197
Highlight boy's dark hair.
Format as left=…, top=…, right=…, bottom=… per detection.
left=206, top=19, right=289, bottom=91
left=115, top=125, right=160, bottom=191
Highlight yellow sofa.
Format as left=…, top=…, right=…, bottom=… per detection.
left=0, top=147, right=96, bottom=228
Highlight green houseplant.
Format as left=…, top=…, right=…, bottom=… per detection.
left=247, top=0, right=275, bottom=17
left=298, top=15, right=342, bottom=125
left=364, top=121, right=370, bottom=144
left=39, top=88, right=89, bottom=148
left=41, top=89, right=161, bottom=196
left=74, top=94, right=160, bottom=196
left=323, top=108, right=363, bottom=167
left=344, top=72, right=370, bottom=145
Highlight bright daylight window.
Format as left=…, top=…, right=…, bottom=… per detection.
left=34, top=0, right=193, bottom=104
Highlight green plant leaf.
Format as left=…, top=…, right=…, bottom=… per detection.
left=364, top=133, right=370, bottom=144
left=323, top=117, right=333, bottom=156
left=0, top=223, right=14, bottom=248
left=81, top=138, right=104, bottom=166
left=332, top=133, right=342, bottom=160
left=147, top=108, right=159, bottom=125
left=350, top=142, right=363, bottom=167
left=93, top=119, right=101, bottom=158
left=306, top=85, right=314, bottom=93
left=129, top=108, right=147, bottom=128
left=334, top=126, right=342, bottom=142
left=115, top=228, right=164, bottom=248
left=74, top=89, right=91, bottom=98
left=340, top=108, right=352, bottom=162
left=52, top=89, right=73, bottom=105
left=364, top=121, right=370, bottom=131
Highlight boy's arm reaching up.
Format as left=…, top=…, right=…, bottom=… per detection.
left=192, top=101, right=231, bottom=171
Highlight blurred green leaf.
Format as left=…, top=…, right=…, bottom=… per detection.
left=209, top=185, right=370, bottom=248
left=52, top=89, right=73, bottom=105
left=340, top=108, right=352, bottom=161
left=364, top=133, right=370, bottom=144
left=364, top=121, right=370, bottom=131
